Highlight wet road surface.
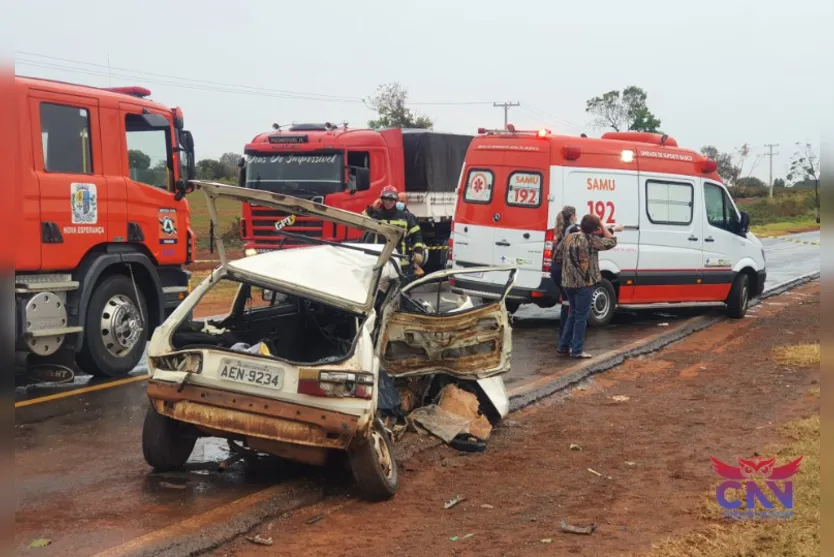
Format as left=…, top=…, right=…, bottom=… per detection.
left=14, top=232, right=819, bottom=556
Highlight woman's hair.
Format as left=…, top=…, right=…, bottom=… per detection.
left=554, top=205, right=577, bottom=245
left=581, top=214, right=602, bottom=234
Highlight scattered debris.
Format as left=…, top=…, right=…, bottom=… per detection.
left=449, top=533, right=474, bottom=542
left=625, top=461, right=636, bottom=467
left=611, top=395, right=630, bottom=402
left=29, top=539, right=51, bottom=549
left=408, top=384, right=493, bottom=452
left=246, top=534, right=274, bottom=546
left=569, top=443, right=582, bottom=451
left=445, top=495, right=466, bottom=509
left=305, top=514, right=324, bottom=525
left=560, top=520, right=597, bottom=535
left=588, top=468, right=603, bottom=477
left=481, top=504, right=494, bottom=509
left=159, top=481, right=187, bottom=490
left=658, top=322, right=670, bottom=327
left=463, top=533, right=474, bottom=539
left=541, top=538, right=553, bottom=544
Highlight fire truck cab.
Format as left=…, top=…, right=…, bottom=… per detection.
left=14, top=76, right=197, bottom=380
left=449, top=128, right=767, bottom=325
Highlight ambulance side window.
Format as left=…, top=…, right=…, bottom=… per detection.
left=463, top=169, right=493, bottom=204
left=704, top=182, right=739, bottom=233
left=646, top=180, right=693, bottom=225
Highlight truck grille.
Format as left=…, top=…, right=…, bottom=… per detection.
left=249, top=207, right=324, bottom=248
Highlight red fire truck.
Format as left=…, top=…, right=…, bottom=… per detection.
left=14, top=76, right=196, bottom=380
left=236, top=123, right=472, bottom=271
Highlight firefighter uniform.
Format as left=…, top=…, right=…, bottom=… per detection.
left=362, top=205, right=425, bottom=269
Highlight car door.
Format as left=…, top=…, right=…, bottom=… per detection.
left=701, top=181, right=744, bottom=300
left=377, top=266, right=517, bottom=380
left=634, top=174, right=704, bottom=303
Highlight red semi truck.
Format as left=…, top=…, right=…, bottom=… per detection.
left=14, top=76, right=196, bottom=380
left=235, top=123, right=472, bottom=271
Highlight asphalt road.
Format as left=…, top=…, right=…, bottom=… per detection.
left=14, top=231, right=820, bottom=556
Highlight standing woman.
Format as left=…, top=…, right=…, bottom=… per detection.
left=558, top=214, right=621, bottom=358
left=551, top=206, right=580, bottom=339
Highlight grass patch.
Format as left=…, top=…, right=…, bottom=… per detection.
left=750, top=218, right=819, bottom=238
left=809, top=386, right=819, bottom=398
left=771, top=344, right=820, bottom=367
left=187, top=189, right=243, bottom=250
left=640, top=414, right=820, bottom=557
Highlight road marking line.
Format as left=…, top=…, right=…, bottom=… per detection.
left=15, top=374, right=149, bottom=408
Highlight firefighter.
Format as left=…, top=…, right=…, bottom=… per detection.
left=364, top=186, right=425, bottom=279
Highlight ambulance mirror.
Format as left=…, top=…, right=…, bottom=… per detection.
left=739, top=211, right=750, bottom=234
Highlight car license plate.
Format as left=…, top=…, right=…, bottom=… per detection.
left=218, top=358, right=283, bottom=390
left=468, top=271, right=484, bottom=279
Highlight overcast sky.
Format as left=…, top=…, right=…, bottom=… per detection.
left=13, top=0, right=828, bottom=183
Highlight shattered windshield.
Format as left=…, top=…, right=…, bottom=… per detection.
left=244, top=151, right=344, bottom=196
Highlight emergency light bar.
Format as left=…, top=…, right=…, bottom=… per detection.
left=477, top=125, right=552, bottom=137
left=105, top=86, right=152, bottom=98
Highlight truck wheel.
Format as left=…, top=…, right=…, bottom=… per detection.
left=588, top=279, right=616, bottom=328
left=347, top=419, right=399, bottom=501
left=726, top=273, right=750, bottom=319
left=142, top=406, right=198, bottom=471
left=77, top=274, right=147, bottom=377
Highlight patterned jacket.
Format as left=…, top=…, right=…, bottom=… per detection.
left=560, top=232, right=617, bottom=288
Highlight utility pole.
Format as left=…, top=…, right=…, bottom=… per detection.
left=493, top=101, right=520, bottom=129
left=763, top=143, right=779, bottom=198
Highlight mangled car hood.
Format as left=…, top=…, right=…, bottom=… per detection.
left=193, top=181, right=403, bottom=315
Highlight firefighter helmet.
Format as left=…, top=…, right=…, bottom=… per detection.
left=380, top=185, right=398, bottom=200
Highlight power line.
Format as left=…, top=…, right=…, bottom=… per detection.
left=519, top=105, right=584, bottom=132
left=16, top=51, right=495, bottom=106
left=493, top=101, right=520, bottom=129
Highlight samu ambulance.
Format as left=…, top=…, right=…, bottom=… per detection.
left=448, top=128, right=766, bottom=326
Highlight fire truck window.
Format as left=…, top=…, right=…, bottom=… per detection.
left=126, top=114, right=173, bottom=190
left=40, top=103, right=93, bottom=174
left=646, top=180, right=693, bottom=225
left=347, top=151, right=370, bottom=191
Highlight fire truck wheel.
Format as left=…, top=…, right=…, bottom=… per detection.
left=142, top=407, right=198, bottom=472
left=726, top=273, right=750, bottom=319
left=348, top=419, right=399, bottom=501
left=77, top=274, right=148, bottom=377
left=588, top=279, right=616, bottom=328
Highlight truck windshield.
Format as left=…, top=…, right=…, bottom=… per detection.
left=245, top=151, right=344, bottom=197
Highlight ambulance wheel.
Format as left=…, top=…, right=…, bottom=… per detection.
left=348, top=419, right=399, bottom=501
left=142, top=406, right=198, bottom=472
left=77, top=274, right=148, bottom=378
left=726, top=273, right=750, bottom=319
left=588, top=279, right=616, bottom=328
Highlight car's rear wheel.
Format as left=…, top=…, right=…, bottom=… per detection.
left=726, top=273, right=750, bottom=319
left=348, top=419, right=399, bottom=501
left=142, top=406, right=198, bottom=472
left=588, top=279, right=616, bottom=328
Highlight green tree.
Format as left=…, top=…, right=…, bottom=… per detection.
left=700, top=145, right=740, bottom=185
left=735, top=177, right=767, bottom=189
left=787, top=141, right=819, bottom=211
left=585, top=86, right=661, bottom=132
left=128, top=149, right=151, bottom=170
left=196, top=158, right=228, bottom=180
left=773, top=178, right=786, bottom=189
left=366, top=82, right=433, bottom=130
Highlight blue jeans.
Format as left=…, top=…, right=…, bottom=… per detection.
left=559, top=286, right=593, bottom=355
left=550, top=267, right=570, bottom=338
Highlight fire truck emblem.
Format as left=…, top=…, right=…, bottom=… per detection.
left=71, top=183, right=98, bottom=224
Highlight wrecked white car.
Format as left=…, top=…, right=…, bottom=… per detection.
left=142, top=182, right=517, bottom=501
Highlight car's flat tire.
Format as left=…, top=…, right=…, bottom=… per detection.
left=348, top=419, right=399, bottom=501
left=142, top=406, right=198, bottom=472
